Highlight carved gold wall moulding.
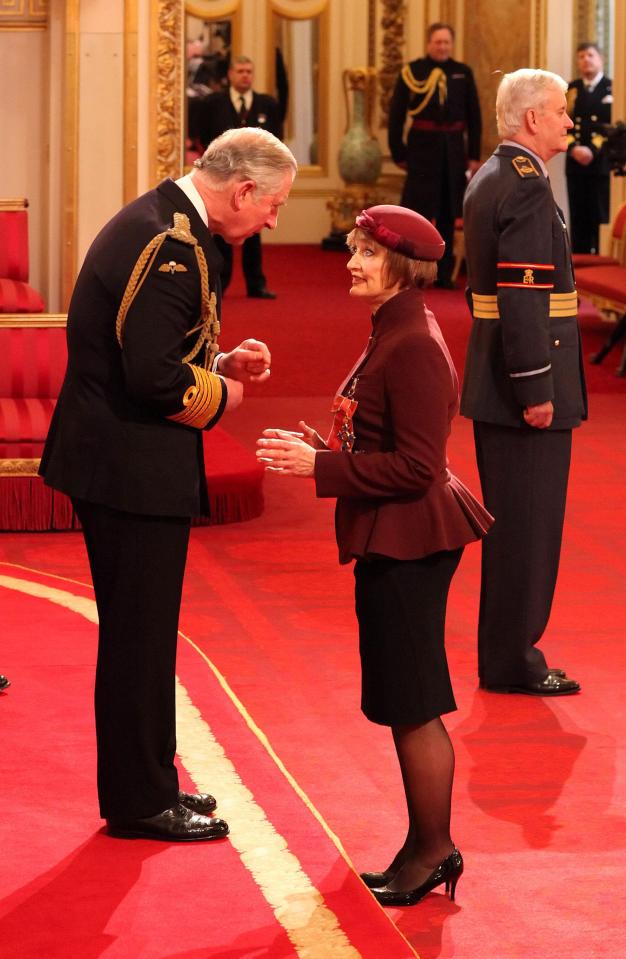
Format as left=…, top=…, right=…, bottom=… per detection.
left=379, top=0, right=405, bottom=128
left=0, top=0, right=48, bottom=29
left=150, top=0, right=183, bottom=185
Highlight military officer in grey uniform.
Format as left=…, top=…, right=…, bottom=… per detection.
left=461, top=69, right=587, bottom=695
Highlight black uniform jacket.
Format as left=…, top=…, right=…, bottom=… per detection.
left=199, top=90, right=282, bottom=148
left=566, top=76, right=612, bottom=178
left=40, top=179, right=227, bottom=517
left=460, top=145, right=587, bottom=429
left=314, top=288, right=492, bottom=565
left=388, top=57, right=481, bottom=211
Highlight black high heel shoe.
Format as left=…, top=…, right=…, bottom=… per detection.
left=360, top=869, right=395, bottom=888
left=371, top=847, right=463, bottom=906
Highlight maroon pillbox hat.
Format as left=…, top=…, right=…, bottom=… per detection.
left=355, top=204, right=445, bottom=261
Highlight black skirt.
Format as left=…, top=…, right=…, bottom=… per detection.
left=354, top=549, right=463, bottom=726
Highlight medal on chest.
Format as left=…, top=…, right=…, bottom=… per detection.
left=327, top=377, right=359, bottom=451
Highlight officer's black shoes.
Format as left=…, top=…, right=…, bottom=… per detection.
left=481, top=672, right=581, bottom=696
left=177, top=789, right=217, bottom=814
left=107, top=802, right=229, bottom=841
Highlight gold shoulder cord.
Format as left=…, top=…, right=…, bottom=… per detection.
left=116, top=212, right=221, bottom=370
left=402, top=65, right=447, bottom=117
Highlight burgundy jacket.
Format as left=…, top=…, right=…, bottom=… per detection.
left=314, top=288, right=492, bottom=564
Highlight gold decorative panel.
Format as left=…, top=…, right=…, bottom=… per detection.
left=150, top=0, right=183, bottom=184
left=0, top=0, right=47, bottom=29
left=464, top=0, right=533, bottom=160
left=378, top=0, right=405, bottom=127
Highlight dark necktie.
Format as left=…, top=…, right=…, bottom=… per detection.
left=238, top=95, right=247, bottom=126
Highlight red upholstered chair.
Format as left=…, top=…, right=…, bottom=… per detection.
left=0, top=314, right=77, bottom=529
left=0, top=199, right=45, bottom=313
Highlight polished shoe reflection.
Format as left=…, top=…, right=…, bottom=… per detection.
left=177, top=789, right=217, bottom=814
left=106, top=802, right=229, bottom=841
left=371, top=847, right=464, bottom=907
left=482, top=672, right=580, bottom=696
left=360, top=869, right=394, bottom=889
left=0, top=674, right=10, bottom=691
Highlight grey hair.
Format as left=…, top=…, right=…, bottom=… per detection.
left=194, top=127, right=297, bottom=195
left=496, top=68, right=567, bottom=138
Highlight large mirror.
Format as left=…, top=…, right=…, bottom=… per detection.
left=267, top=3, right=329, bottom=174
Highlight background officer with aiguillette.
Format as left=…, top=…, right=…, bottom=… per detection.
left=40, top=127, right=296, bottom=842
left=461, top=69, right=587, bottom=697
left=566, top=41, right=613, bottom=254
left=388, top=22, right=481, bottom=288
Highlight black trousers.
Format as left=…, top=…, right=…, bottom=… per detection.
left=73, top=498, right=191, bottom=820
left=473, top=423, right=572, bottom=686
left=213, top=232, right=266, bottom=294
left=567, top=173, right=610, bottom=254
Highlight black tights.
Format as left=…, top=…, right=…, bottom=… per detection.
left=383, top=716, right=456, bottom=892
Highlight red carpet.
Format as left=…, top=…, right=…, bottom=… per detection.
left=1, top=245, right=625, bottom=958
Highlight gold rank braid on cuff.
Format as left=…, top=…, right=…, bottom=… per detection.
left=402, top=65, right=447, bottom=117
left=166, top=363, right=224, bottom=428
left=116, top=212, right=220, bottom=370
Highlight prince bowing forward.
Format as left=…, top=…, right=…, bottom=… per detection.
left=40, top=128, right=296, bottom=840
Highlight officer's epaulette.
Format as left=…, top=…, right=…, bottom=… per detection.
left=512, top=155, right=540, bottom=178
left=166, top=212, right=197, bottom=246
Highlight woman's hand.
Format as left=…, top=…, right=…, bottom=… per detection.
left=256, top=428, right=317, bottom=477
left=297, top=420, right=329, bottom=451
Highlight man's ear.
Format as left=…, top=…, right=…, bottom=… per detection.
left=232, top=180, right=256, bottom=210
left=526, top=107, right=539, bottom=133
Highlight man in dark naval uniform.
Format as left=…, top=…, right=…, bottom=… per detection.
left=40, top=127, right=296, bottom=840
left=461, top=69, right=587, bottom=696
left=388, top=22, right=481, bottom=288
left=200, top=55, right=283, bottom=298
left=566, top=42, right=613, bottom=253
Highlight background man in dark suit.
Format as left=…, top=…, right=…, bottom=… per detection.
left=201, top=56, right=283, bottom=298
left=566, top=42, right=612, bottom=253
left=388, top=22, right=481, bottom=288
left=40, top=127, right=297, bottom=841
left=461, top=69, right=586, bottom=696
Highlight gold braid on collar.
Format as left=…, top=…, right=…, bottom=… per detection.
left=116, top=212, right=220, bottom=370
left=402, top=65, right=447, bottom=117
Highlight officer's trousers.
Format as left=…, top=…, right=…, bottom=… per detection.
left=473, top=423, right=572, bottom=686
left=73, top=498, right=191, bottom=820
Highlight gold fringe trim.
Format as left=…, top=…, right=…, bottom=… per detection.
left=0, top=458, right=41, bottom=476
left=166, top=362, right=223, bottom=428
left=402, top=64, right=447, bottom=117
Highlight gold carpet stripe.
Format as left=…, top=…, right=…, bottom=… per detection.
left=0, top=575, right=99, bottom=623
left=176, top=680, right=364, bottom=959
left=0, top=575, right=416, bottom=958
left=179, top=632, right=419, bottom=957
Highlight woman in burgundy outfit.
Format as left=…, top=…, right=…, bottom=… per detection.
left=257, top=205, right=492, bottom=906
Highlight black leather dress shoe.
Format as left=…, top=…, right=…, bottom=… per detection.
left=107, top=802, right=229, bottom=841
left=0, top=674, right=10, bottom=690
left=247, top=288, right=277, bottom=299
left=177, top=790, right=217, bottom=814
left=482, top=673, right=580, bottom=696
left=371, top=848, right=463, bottom=906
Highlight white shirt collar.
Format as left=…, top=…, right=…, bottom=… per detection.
left=501, top=140, right=549, bottom=178
left=230, top=87, right=253, bottom=111
left=174, top=173, right=208, bottom=226
left=583, top=71, right=603, bottom=92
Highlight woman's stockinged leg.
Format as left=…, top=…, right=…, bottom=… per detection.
left=383, top=716, right=456, bottom=892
